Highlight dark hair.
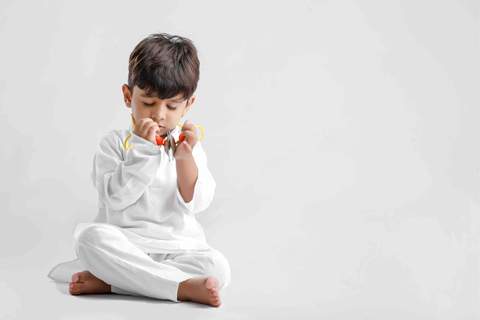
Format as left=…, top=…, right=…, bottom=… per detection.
left=127, top=33, right=200, bottom=100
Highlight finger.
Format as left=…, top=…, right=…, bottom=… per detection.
left=182, top=130, right=197, bottom=145
left=138, top=119, right=150, bottom=137
left=135, top=118, right=151, bottom=136
left=174, top=141, right=192, bottom=158
left=181, top=140, right=192, bottom=153
left=140, top=118, right=154, bottom=130
left=182, top=129, right=197, bottom=139
left=137, top=117, right=149, bottom=127
left=141, top=119, right=156, bottom=135
left=145, top=122, right=160, bottom=141
left=148, top=126, right=160, bottom=142
left=182, top=120, right=195, bottom=131
left=181, top=127, right=197, bottom=137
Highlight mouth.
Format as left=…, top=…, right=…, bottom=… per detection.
left=157, top=126, right=169, bottom=137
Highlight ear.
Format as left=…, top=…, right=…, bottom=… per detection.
left=122, top=84, right=132, bottom=108
left=182, top=95, right=196, bottom=116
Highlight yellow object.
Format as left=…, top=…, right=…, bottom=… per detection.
left=123, top=132, right=133, bottom=151
left=177, top=123, right=206, bottom=141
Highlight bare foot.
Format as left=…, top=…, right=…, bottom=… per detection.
left=177, top=277, right=221, bottom=307
left=69, top=270, right=111, bottom=295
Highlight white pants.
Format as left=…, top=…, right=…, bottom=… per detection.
left=49, top=223, right=231, bottom=302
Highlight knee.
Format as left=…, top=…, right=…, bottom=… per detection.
left=74, top=223, right=113, bottom=248
left=207, top=250, right=231, bottom=290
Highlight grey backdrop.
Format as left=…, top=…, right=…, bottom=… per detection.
left=0, top=0, right=479, bottom=319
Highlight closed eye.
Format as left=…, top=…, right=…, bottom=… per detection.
left=143, top=102, right=177, bottom=110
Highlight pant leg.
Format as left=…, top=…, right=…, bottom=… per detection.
left=73, top=222, right=192, bottom=302
left=110, top=253, right=169, bottom=297
left=159, top=247, right=232, bottom=290
left=47, top=258, right=86, bottom=283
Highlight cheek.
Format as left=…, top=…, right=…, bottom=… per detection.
left=167, top=114, right=180, bottom=127
left=131, top=108, right=147, bottom=124
left=132, top=105, right=146, bottom=116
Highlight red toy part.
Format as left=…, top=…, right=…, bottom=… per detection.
left=155, top=135, right=165, bottom=145
left=179, top=132, right=186, bottom=142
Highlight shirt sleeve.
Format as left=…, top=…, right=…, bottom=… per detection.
left=176, top=141, right=216, bottom=216
left=91, top=130, right=163, bottom=211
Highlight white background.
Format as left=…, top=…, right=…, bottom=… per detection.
left=0, top=0, right=479, bottom=319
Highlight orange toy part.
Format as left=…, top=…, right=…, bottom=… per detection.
left=179, top=132, right=186, bottom=142
left=155, top=135, right=165, bottom=145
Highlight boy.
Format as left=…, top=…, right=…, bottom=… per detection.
left=47, top=33, right=231, bottom=307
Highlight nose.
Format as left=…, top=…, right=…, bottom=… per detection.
left=152, top=105, right=168, bottom=122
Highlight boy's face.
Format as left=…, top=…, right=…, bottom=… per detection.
left=122, top=84, right=195, bottom=136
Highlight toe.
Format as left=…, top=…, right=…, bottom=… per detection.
left=69, top=282, right=83, bottom=295
left=72, top=271, right=93, bottom=283
left=208, top=287, right=219, bottom=299
left=205, top=277, right=218, bottom=290
left=71, top=273, right=81, bottom=283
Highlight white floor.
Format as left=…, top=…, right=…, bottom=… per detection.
left=2, top=188, right=480, bottom=320
left=3, top=247, right=317, bottom=320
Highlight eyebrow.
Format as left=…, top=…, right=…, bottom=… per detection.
left=140, top=93, right=184, bottom=102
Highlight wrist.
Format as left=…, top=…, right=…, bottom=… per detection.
left=175, top=152, right=194, bottom=163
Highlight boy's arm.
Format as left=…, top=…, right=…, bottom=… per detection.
left=176, top=153, right=197, bottom=203
left=91, top=131, right=162, bottom=211
left=175, top=141, right=216, bottom=215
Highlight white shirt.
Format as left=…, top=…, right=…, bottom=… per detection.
left=84, top=125, right=216, bottom=253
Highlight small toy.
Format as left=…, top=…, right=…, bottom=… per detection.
left=130, top=114, right=189, bottom=161
left=155, top=135, right=165, bottom=146
left=162, top=129, right=186, bottom=161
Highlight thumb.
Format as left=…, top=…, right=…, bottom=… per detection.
left=182, top=140, right=191, bottom=151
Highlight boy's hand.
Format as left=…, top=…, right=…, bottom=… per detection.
left=167, top=120, right=198, bottom=161
left=133, top=117, right=161, bottom=145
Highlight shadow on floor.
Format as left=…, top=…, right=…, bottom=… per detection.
left=50, top=280, right=213, bottom=309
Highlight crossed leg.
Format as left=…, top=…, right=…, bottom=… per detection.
left=69, top=270, right=221, bottom=307
left=70, top=223, right=227, bottom=307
